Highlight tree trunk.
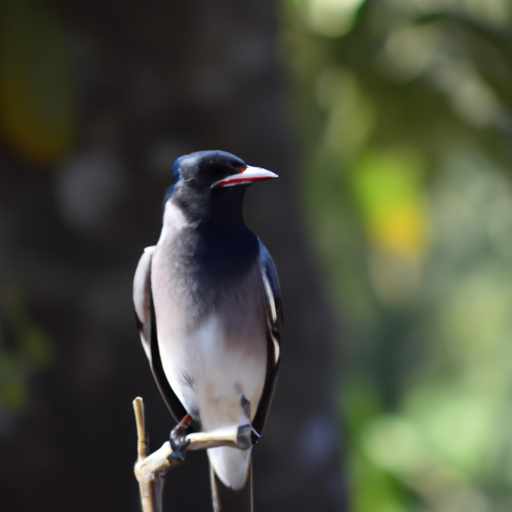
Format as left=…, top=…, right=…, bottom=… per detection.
left=0, top=0, right=347, bottom=510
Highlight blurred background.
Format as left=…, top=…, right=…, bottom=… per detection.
left=1, top=0, right=512, bottom=511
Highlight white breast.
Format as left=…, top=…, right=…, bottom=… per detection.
left=151, top=198, right=267, bottom=490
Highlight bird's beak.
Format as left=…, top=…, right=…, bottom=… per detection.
left=211, top=166, right=279, bottom=189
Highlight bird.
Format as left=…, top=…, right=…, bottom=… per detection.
left=133, top=150, right=282, bottom=511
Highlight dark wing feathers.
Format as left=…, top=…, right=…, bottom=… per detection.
left=133, top=247, right=187, bottom=422
left=251, top=239, right=283, bottom=442
left=258, top=239, right=283, bottom=329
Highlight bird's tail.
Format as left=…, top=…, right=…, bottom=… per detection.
left=210, top=461, right=253, bottom=512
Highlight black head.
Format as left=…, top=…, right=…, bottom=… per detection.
left=171, top=151, right=247, bottom=190
left=167, top=150, right=278, bottom=196
left=164, top=150, right=278, bottom=225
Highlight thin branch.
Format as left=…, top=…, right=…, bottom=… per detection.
left=133, top=397, right=180, bottom=512
left=132, top=396, right=253, bottom=512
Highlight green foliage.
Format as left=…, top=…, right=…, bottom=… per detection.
left=0, top=287, right=54, bottom=412
left=284, top=0, right=512, bottom=510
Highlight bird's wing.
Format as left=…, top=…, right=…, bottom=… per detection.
left=133, top=246, right=155, bottom=361
left=251, top=239, right=283, bottom=442
left=133, top=246, right=187, bottom=422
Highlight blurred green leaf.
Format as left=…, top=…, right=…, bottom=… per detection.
left=0, top=286, right=54, bottom=412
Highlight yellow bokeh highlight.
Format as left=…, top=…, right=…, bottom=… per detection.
left=0, top=77, right=75, bottom=165
left=369, top=200, right=428, bottom=257
left=0, top=0, right=76, bottom=165
left=351, top=149, right=430, bottom=258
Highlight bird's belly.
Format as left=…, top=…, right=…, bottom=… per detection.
left=158, top=314, right=267, bottom=431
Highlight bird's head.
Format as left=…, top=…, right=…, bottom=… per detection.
left=169, top=150, right=278, bottom=193
left=164, top=150, right=278, bottom=226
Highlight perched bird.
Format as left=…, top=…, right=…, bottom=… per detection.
left=133, top=150, right=282, bottom=511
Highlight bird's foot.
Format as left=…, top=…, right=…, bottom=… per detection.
left=169, top=414, right=193, bottom=461
left=236, top=424, right=253, bottom=449
left=240, top=395, right=260, bottom=445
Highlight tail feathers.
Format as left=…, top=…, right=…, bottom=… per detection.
left=207, top=446, right=252, bottom=490
left=210, top=461, right=253, bottom=512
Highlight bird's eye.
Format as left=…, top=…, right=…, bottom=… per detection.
left=227, top=164, right=244, bottom=174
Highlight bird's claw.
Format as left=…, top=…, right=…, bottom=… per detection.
left=236, top=424, right=253, bottom=449
left=169, top=415, right=193, bottom=461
